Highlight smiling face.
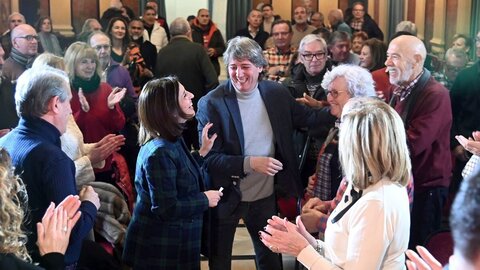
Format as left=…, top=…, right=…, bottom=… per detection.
left=177, top=83, right=195, bottom=122
left=228, top=58, right=262, bottom=93
left=359, top=45, right=372, bottom=69
left=75, top=57, right=96, bottom=80
left=385, top=39, right=416, bottom=86
left=326, top=76, right=352, bottom=118
left=110, top=20, right=126, bottom=40
left=129, top=20, right=144, bottom=40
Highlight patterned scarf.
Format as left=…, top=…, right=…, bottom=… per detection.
left=10, top=47, right=36, bottom=69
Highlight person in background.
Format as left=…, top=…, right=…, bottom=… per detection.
left=328, top=9, right=351, bottom=35
left=328, top=31, right=360, bottom=65
left=187, top=15, right=196, bottom=27
left=77, top=18, right=102, bottom=43
left=291, top=6, right=316, bottom=48
left=261, top=4, right=281, bottom=34
left=450, top=33, right=471, bottom=55
left=351, top=31, right=368, bottom=55
left=106, top=17, right=130, bottom=63
left=0, top=12, right=25, bottom=59
left=191, top=8, right=226, bottom=76
left=347, top=1, right=384, bottom=40
left=35, top=16, right=62, bottom=56
left=235, top=9, right=270, bottom=49
left=145, top=0, right=171, bottom=40
left=0, top=43, right=18, bottom=133
left=261, top=97, right=411, bottom=270
left=142, top=6, right=168, bottom=52
left=123, top=77, right=222, bottom=269
left=359, top=38, right=387, bottom=71
left=0, top=148, right=82, bottom=270
left=310, top=12, right=326, bottom=29
left=449, top=30, right=480, bottom=196
left=433, top=47, right=468, bottom=90
left=2, top=24, right=38, bottom=83
left=127, top=18, right=157, bottom=88
left=0, top=66, right=100, bottom=267
left=395, top=21, right=417, bottom=36
left=263, top=20, right=296, bottom=82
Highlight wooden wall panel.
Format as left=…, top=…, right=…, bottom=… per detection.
left=407, top=0, right=415, bottom=21
left=71, top=0, right=98, bottom=35
left=0, top=0, right=12, bottom=34
left=424, top=0, right=434, bottom=50
left=445, top=0, right=458, bottom=50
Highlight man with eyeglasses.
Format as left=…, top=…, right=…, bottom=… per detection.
left=263, top=20, right=296, bottom=82
left=450, top=31, right=480, bottom=197
left=346, top=1, right=383, bottom=40
left=1, top=12, right=26, bottom=59
left=3, top=24, right=38, bottom=83
left=284, top=34, right=333, bottom=186
left=433, top=47, right=468, bottom=90
left=88, top=31, right=135, bottom=99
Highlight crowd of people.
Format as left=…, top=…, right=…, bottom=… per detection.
left=0, top=0, right=479, bottom=269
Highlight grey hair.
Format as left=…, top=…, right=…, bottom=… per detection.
left=321, top=64, right=376, bottom=97
left=87, top=31, right=110, bottom=46
left=223, top=36, right=267, bottom=68
left=445, top=47, right=468, bottom=64
left=328, top=31, right=350, bottom=46
left=15, top=66, right=70, bottom=118
left=8, top=12, right=25, bottom=24
left=169, top=17, right=190, bottom=37
left=82, top=18, right=101, bottom=33
left=298, top=34, right=327, bottom=53
left=395, top=21, right=417, bottom=36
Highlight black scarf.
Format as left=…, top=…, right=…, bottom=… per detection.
left=72, top=73, right=101, bottom=93
left=10, top=47, right=36, bottom=69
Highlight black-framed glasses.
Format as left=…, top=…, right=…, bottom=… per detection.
left=326, top=90, right=345, bottom=98
left=302, top=52, right=326, bottom=61
left=16, top=35, right=39, bottom=42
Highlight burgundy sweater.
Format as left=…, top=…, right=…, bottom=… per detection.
left=391, top=77, right=452, bottom=193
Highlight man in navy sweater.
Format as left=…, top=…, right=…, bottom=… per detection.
left=0, top=66, right=100, bottom=268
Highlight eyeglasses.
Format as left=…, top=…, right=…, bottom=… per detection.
left=93, top=44, right=111, bottom=51
left=326, top=89, right=345, bottom=98
left=272, top=32, right=290, bottom=37
left=353, top=9, right=365, bottom=12
left=16, top=35, right=39, bottom=42
left=302, top=52, right=326, bottom=61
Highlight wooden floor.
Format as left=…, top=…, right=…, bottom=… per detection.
left=200, top=222, right=298, bottom=270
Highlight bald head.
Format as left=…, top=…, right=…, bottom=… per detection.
left=328, top=9, right=344, bottom=25
left=11, top=24, right=38, bottom=56
left=385, top=35, right=426, bottom=86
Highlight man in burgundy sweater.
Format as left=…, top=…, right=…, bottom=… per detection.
left=386, top=35, right=452, bottom=249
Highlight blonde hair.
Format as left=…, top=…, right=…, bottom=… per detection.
left=64, top=41, right=100, bottom=81
left=339, top=97, right=411, bottom=189
left=0, top=148, right=31, bottom=262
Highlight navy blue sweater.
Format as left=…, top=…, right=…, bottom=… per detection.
left=0, top=117, right=97, bottom=265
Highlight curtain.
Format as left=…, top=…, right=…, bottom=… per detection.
left=388, top=0, right=405, bottom=41
left=471, top=0, right=480, bottom=61
left=226, top=0, right=252, bottom=40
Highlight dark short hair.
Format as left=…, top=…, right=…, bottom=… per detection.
left=138, top=77, right=191, bottom=144
left=262, top=4, right=273, bottom=10
left=143, top=6, right=157, bottom=15
left=362, top=38, right=387, bottom=71
left=271, top=19, right=293, bottom=35
left=352, top=31, right=368, bottom=41
left=452, top=33, right=472, bottom=49
left=450, top=168, right=480, bottom=262
left=328, top=31, right=350, bottom=46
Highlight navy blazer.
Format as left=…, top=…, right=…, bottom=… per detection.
left=196, top=80, right=336, bottom=217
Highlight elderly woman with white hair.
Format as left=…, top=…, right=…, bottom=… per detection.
left=260, top=97, right=411, bottom=270
left=302, top=65, right=376, bottom=205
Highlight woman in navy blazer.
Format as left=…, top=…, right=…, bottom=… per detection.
left=123, top=77, right=222, bottom=269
